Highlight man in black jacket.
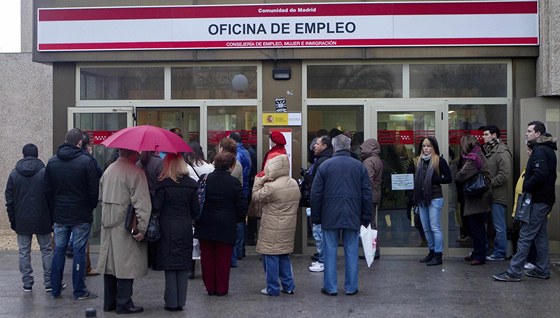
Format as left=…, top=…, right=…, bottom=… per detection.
left=44, top=128, right=99, bottom=299
left=5, top=144, right=53, bottom=292
left=493, top=121, right=557, bottom=282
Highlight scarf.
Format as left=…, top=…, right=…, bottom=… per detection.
left=414, top=155, right=435, bottom=207
left=462, top=145, right=483, bottom=170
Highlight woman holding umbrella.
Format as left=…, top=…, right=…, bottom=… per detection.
left=153, top=153, right=200, bottom=311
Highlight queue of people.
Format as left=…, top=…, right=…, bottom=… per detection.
left=3, top=121, right=556, bottom=314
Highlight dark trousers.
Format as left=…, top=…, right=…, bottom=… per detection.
left=467, top=213, right=488, bottom=262
left=200, top=240, right=233, bottom=295
left=164, top=270, right=188, bottom=308
left=103, top=274, right=134, bottom=312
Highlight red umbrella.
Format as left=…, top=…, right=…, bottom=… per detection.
left=101, top=125, right=192, bottom=153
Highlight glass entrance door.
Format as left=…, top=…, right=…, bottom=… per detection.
left=373, top=105, right=447, bottom=250
left=68, top=107, right=134, bottom=236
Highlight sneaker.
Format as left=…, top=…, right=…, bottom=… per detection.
left=524, top=269, right=550, bottom=279
left=281, top=289, right=295, bottom=295
left=309, top=262, right=324, bottom=272
left=486, top=254, right=505, bottom=261
left=77, top=291, right=98, bottom=300
left=524, top=262, right=536, bottom=270
left=23, top=285, right=32, bottom=292
left=45, top=283, right=67, bottom=293
left=492, top=271, right=521, bottom=282
left=260, top=288, right=278, bottom=296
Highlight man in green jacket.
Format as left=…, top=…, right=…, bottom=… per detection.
left=482, top=125, right=512, bottom=261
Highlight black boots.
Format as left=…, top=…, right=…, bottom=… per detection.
left=419, top=250, right=434, bottom=263
left=427, top=252, right=443, bottom=266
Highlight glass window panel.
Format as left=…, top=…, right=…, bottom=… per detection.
left=410, top=64, right=507, bottom=97
left=306, top=105, right=364, bottom=248
left=448, top=104, right=508, bottom=247
left=376, top=111, right=436, bottom=248
left=136, top=107, right=200, bottom=143
left=80, top=67, right=164, bottom=100
left=206, top=106, right=257, bottom=163
left=307, top=65, right=403, bottom=98
left=172, top=66, right=257, bottom=99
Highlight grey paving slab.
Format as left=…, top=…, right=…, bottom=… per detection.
left=0, top=250, right=559, bottom=318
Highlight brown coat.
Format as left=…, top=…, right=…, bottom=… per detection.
left=455, top=154, right=492, bottom=216
left=96, top=157, right=152, bottom=279
left=360, top=139, right=383, bottom=203
left=253, top=155, right=300, bottom=255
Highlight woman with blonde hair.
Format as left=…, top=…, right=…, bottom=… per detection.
left=413, top=136, right=452, bottom=266
left=455, top=135, right=492, bottom=266
left=153, top=153, right=200, bottom=311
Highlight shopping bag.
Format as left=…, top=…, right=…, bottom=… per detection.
left=192, top=227, right=201, bottom=260
left=360, top=224, right=378, bottom=268
left=514, top=192, right=532, bottom=224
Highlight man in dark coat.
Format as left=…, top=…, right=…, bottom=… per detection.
left=311, top=134, right=373, bottom=296
left=5, top=144, right=53, bottom=292
left=44, top=128, right=99, bottom=300
left=494, top=121, right=557, bottom=282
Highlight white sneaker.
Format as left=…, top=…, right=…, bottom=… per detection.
left=524, top=262, right=536, bottom=270
left=309, top=262, right=324, bottom=272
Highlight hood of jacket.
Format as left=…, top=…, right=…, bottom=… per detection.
left=360, top=138, right=381, bottom=160
left=15, top=157, right=45, bottom=177
left=263, top=154, right=290, bottom=181
left=56, top=143, right=84, bottom=161
left=534, top=133, right=557, bottom=151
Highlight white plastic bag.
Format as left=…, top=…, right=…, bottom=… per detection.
left=192, top=227, right=201, bottom=260
left=360, top=224, right=378, bottom=268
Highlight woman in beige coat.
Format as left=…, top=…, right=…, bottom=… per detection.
left=97, top=149, right=152, bottom=314
left=252, top=154, right=301, bottom=296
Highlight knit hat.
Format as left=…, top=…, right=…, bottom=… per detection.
left=270, top=131, right=286, bottom=146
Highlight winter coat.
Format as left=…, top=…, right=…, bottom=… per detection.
left=523, top=134, right=557, bottom=204
left=44, top=143, right=99, bottom=225
left=236, top=143, right=252, bottom=197
left=154, top=176, right=200, bottom=271
left=360, top=139, right=384, bottom=203
left=455, top=152, right=492, bottom=216
left=413, top=156, right=453, bottom=206
left=97, top=157, right=152, bottom=279
left=310, top=149, right=373, bottom=230
left=194, top=169, right=248, bottom=245
left=5, top=157, right=52, bottom=235
left=253, top=155, right=300, bottom=255
left=483, top=140, right=512, bottom=205
left=136, top=153, right=163, bottom=197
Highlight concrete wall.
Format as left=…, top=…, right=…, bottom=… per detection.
left=0, top=53, right=53, bottom=249
left=537, top=0, right=560, bottom=96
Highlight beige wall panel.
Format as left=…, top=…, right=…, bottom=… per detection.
left=0, top=53, right=52, bottom=249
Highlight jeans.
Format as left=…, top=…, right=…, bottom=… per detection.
left=231, top=222, right=245, bottom=267
left=17, top=233, right=53, bottom=288
left=51, top=223, right=91, bottom=298
left=312, top=224, right=324, bottom=263
left=508, top=203, right=552, bottom=277
left=490, top=203, right=507, bottom=258
left=262, top=254, right=295, bottom=296
left=418, top=198, right=444, bottom=253
left=322, top=228, right=359, bottom=294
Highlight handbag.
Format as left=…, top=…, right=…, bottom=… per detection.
left=463, top=173, right=490, bottom=196
left=247, top=199, right=263, bottom=218
left=514, top=192, right=532, bottom=224
left=124, top=204, right=161, bottom=241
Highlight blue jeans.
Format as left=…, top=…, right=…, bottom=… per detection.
left=51, top=223, right=91, bottom=298
left=418, top=198, right=444, bottom=253
left=231, top=222, right=245, bottom=267
left=17, top=233, right=53, bottom=288
left=508, top=203, right=552, bottom=277
left=262, top=254, right=295, bottom=296
left=322, top=229, right=359, bottom=294
left=490, top=203, right=507, bottom=258
left=312, top=224, right=324, bottom=263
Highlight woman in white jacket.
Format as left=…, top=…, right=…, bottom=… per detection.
left=252, top=154, right=301, bottom=296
